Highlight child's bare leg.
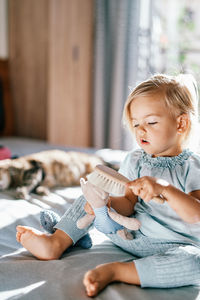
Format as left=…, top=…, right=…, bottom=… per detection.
left=16, top=226, right=73, bottom=260
left=83, top=261, right=140, bottom=297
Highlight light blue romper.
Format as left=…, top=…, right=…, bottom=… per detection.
left=55, top=149, right=200, bottom=288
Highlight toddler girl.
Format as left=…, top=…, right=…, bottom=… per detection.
left=16, top=74, right=200, bottom=297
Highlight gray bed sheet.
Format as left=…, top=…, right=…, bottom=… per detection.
left=0, top=137, right=200, bottom=300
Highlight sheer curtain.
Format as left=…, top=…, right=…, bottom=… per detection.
left=92, top=0, right=152, bottom=150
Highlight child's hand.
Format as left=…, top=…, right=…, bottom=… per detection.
left=126, top=176, right=168, bottom=202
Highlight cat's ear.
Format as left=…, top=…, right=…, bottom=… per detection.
left=29, top=159, right=42, bottom=168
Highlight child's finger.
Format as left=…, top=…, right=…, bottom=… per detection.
left=152, top=195, right=165, bottom=204
left=126, top=182, right=141, bottom=195
left=138, top=188, right=148, bottom=200
left=130, top=187, right=141, bottom=196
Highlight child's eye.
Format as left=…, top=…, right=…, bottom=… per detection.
left=148, top=122, right=158, bottom=125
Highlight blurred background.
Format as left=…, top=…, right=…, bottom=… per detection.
left=0, top=0, right=200, bottom=151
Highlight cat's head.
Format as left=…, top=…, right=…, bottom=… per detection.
left=0, top=168, right=11, bottom=190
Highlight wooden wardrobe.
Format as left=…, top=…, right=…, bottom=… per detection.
left=9, top=0, right=94, bottom=147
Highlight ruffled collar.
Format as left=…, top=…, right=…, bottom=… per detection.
left=140, top=149, right=192, bottom=169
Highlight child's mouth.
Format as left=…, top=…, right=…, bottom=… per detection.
left=141, top=139, right=149, bottom=145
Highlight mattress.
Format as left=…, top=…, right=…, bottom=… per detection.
left=0, top=137, right=199, bottom=300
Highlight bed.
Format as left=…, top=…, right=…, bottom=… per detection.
left=0, top=137, right=200, bottom=300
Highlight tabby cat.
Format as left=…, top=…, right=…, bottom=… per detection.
left=0, top=150, right=104, bottom=200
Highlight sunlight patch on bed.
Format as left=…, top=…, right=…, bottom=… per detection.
left=89, top=228, right=109, bottom=245
left=55, top=186, right=82, bottom=199
left=29, top=193, right=67, bottom=208
left=0, top=281, right=46, bottom=300
left=0, top=200, right=40, bottom=228
left=1, top=248, right=27, bottom=260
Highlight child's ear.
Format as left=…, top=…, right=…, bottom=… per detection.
left=177, top=113, right=189, bottom=133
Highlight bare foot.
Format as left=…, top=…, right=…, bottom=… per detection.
left=83, top=263, right=116, bottom=297
left=83, top=261, right=141, bottom=296
left=16, top=225, right=72, bottom=260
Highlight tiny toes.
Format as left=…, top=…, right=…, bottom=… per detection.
left=84, top=271, right=99, bottom=296
left=89, top=282, right=98, bottom=292
left=86, top=286, right=95, bottom=297
left=16, top=225, right=25, bottom=233
left=83, top=271, right=92, bottom=284
left=16, top=232, right=21, bottom=242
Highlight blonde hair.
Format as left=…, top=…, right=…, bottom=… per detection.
left=123, top=74, right=199, bottom=149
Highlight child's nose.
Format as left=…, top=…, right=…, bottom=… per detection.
left=138, top=125, right=146, bottom=134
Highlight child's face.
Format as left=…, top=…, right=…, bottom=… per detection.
left=130, top=94, right=182, bottom=157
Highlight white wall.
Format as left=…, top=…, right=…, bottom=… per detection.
left=0, top=0, right=8, bottom=59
